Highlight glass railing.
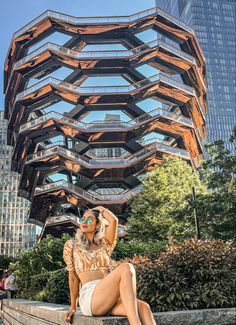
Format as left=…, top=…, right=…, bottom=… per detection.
left=20, top=111, right=86, bottom=131
left=16, top=77, right=55, bottom=101
left=159, top=10, right=193, bottom=33
left=133, top=107, right=193, bottom=127
left=89, top=187, right=127, bottom=195
left=86, top=150, right=130, bottom=159
left=137, top=138, right=190, bottom=159
left=85, top=120, right=131, bottom=129
left=26, top=145, right=145, bottom=166
left=156, top=142, right=190, bottom=158
left=158, top=40, right=195, bottom=64
left=13, top=7, right=193, bottom=40
left=16, top=71, right=194, bottom=102
left=14, top=38, right=195, bottom=68
left=159, top=73, right=193, bottom=94
left=137, top=137, right=172, bottom=146
left=20, top=105, right=193, bottom=134
left=26, top=138, right=190, bottom=167
left=40, top=140, right=67, bottom=148
left=45, top=214, right=80, bottom=225
left=15, top=43, right=54, bottom=68
left=26, top=146, right=88, bottom=164
left=35, top=179, right=143, bottom=201
left=193, top=89, right=206, bottom=120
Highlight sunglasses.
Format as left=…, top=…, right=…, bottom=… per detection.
left=79, top=217, right=95, bottom=225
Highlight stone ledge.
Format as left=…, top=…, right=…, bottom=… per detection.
left=0, top=299, right=235, bottom=325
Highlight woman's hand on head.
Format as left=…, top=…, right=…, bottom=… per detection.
left=93, top=206, right=108, bottom=220
left=94, top=206, right=106, bottom=213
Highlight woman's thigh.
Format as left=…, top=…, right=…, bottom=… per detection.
left=110, top=297, right=126, bottom=316
left=91, top=263, right=133, bottom=316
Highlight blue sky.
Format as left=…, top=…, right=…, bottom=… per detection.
left=0, top=0, right=155, bottom=108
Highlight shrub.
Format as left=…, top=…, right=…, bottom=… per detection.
left=9, top=234, right=70, bottom=299
left=125, top=239, right=236, bottom=312
left=25, top=269, right=69, bottom=304
left=46, top=268, right=69, bottom=304
left=12, top=235, right=236, bottom=312
left=112, top=239, right=166, bottom=260
left=34, top=289, right=50, bottom=302
left=28, top=272, right=50, bottom=300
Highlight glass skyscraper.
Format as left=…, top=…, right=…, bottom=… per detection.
left=156, top=0, right=236, bottom=152
left=0, top=111, right=38, bottom=257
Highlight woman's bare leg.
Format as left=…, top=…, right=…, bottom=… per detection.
left=110, top=298, right=157, bottom=325
left=137, top=300, right=157, bottom=325
left=91, top=263, right=142, bottom=325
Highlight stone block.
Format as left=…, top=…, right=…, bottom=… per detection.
left=1, top=299, right=235, bottom=325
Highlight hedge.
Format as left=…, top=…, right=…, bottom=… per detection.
left=112, top=239, right=166, bottom=260
left=14, top=239, right=235, bottom=311
left=127, top=239, right=236, bottom=312
left=26, top=269, right=69, bottom=304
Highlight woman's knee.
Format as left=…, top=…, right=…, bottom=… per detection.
left=118, top=262, right=136, bottom=275
left=138, top=300, right=151, bottom=313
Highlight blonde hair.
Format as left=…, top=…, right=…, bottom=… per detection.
left=75, top=209, right=107, bottom=251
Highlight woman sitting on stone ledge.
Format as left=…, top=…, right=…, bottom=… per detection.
left=63, top=206, right=157, bottom=325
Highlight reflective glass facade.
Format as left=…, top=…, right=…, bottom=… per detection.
left=0, top=111, right=37, bottom=256
left=156, top=0, right=236, bottom=152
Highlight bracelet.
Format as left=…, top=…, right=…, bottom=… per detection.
left=69, top=308, right=76, bottom=312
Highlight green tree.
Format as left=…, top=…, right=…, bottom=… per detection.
left=9, top=234, right=70, bottom=298
left=127, top=157, right=206, bottom=242
left=195, top=134, right=236, bottom=242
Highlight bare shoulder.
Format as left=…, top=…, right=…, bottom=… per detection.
left=65, top=239, right=74, bottom=246
left=64, top=239, right=74, bottom=251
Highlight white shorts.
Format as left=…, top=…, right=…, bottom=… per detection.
left=79, top=279, right=102, bottom=316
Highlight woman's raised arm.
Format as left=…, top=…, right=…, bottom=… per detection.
left=95, top=206, right=118, bottom=245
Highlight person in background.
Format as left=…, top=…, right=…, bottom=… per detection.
left=0, top=271, right=8, bottom=300
left=4, top=270, right=17, bottom=299
left=0, top=270, right=9, bottom=291
left=0, top=271, right=7, bottom=291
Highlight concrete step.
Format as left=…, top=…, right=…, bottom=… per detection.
left=1, top=299, right=235, bottom=325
